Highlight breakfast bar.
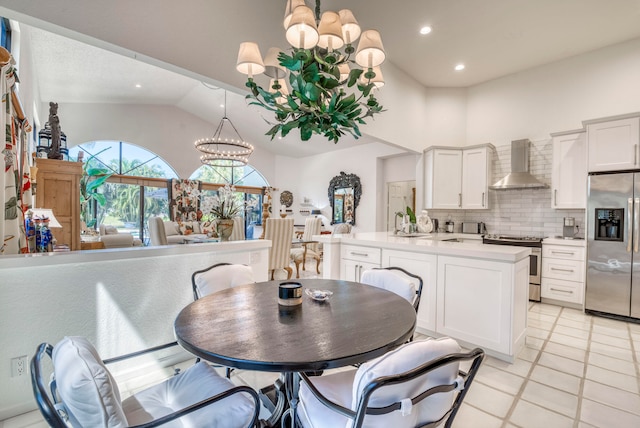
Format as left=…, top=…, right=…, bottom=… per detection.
left=319, top=232, right=531, bottom=362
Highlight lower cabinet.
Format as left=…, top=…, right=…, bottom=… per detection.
left=436, top=255, right=529, bottom=356
left=382, top=249, right=437, bottom=333
left=340, top=245, right=381, bottom=281
left=541, top=243, right=585, bottom=306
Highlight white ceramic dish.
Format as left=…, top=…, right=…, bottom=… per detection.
left=305, top=288, right=333, bottom=302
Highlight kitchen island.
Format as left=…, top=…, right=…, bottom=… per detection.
left=319, top=232, right=530, bottom=362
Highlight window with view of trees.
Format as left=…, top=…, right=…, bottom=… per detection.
left=70, top=141, right=269, bottom=244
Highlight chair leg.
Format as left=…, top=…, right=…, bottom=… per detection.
left=270, top=269, right=274, bottom=281
left=295, top=261, right=301, bottom=278
left=285, top=266, right=293, bottom=279
left=315, top=258, right=321, bottom=274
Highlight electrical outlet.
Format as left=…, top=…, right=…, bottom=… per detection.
left=11, top=355, right=28, bottom=377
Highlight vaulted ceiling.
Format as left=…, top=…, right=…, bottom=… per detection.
left=2, top=0, right=640, bottom=156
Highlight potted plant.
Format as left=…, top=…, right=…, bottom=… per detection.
left=201, top=185, right=254, bottom=241
left=395, top=206, right=417, bottom=234
left=79, top=150, right=112, bottom=233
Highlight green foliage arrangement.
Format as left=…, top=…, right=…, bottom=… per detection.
left=245, top=47, right=384, bottom=143
left=396, top=206, right=416, bottom=223
left=80, top=150, right=112, bottom=228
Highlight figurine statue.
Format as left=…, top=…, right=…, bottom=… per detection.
left=47, top=102, right=63, bottom=160
left=416, top=209, right=434, bottom=233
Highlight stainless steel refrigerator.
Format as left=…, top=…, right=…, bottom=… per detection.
left=586, top=172, right=640, bottom=319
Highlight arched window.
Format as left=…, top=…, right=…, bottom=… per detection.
left=70, top=141, right=178, bottom=178
left=190, top=164, right=269, bottom=237
left=69, top=141, right=178, bottom=243
left=189, top=164, right=267, bottom=187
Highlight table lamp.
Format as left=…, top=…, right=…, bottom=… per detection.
left=31, top=208, right=62, bottom=228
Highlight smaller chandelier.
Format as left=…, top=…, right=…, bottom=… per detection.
left=236, top=0, right=386, bottom=144
left=194, top=91, right=254, bottom=167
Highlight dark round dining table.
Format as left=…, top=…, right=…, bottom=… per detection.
left=174, top=278, right=417, bottom=372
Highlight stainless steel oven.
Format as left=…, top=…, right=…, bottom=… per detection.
left=483, top=235, right=543, bottom=302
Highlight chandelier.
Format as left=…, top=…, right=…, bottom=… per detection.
left=194, top=90, right=254, bottom=167
left=236, top=0, right=386, bottom=143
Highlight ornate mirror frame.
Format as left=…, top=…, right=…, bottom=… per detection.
left=328, top=171, right=362, bottom=226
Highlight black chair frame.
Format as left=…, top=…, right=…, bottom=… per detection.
left=372, top=266, right=424, bottom=313
left=299, top=347, right=484, bottom=428
left=31, top=341, right=261, bottom=428
left=191, top=262, right=234, bottom=301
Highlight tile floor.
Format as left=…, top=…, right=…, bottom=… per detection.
left=3, top=265, right=640, bottom=427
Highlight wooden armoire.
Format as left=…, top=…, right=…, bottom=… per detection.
left=35, top=158, right=83, bottom=250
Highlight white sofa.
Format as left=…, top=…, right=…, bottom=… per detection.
left=148, top=217, right=210, bottom=246
left=99, top=225, right=143, bottom=248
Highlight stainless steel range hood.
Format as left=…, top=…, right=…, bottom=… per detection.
left=490, top=139, right=548, bottom=190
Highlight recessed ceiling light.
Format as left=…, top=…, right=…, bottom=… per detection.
left=135, top=84, right=142, bottom=88
left=419, top=26, right=432, bottom=35
left=220, top=104, right=225, bottom=108
left=455, top=64, right=465, bottom=71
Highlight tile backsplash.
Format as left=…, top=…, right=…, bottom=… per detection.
left=427, top=139, right=585, bottom=238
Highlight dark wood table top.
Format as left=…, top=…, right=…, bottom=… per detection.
left=174, top=278, right=416, bottom=372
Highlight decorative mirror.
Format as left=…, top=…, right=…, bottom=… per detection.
left=328, top=171, right=362, bottom=225
left=280, top=190, right=293, bottom=207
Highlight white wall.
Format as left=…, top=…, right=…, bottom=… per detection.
left=273, top=143, right=407, bottom=233
left=466, top=37, right=640, bottom=147
left=362, top=62, right=468, bottom=152
left=53, top=102, right=277, bottom=183
left=0, top=242, right=269, bottom=420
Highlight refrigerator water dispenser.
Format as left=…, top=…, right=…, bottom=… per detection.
left=594, top=208, right=624, bottom=241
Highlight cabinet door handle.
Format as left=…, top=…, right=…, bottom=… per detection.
left=459, top=193, right=462, bottom=208
left=554, top=189, right=558, bottom=207
left=350, top=252, right=369, bottom=257
left=550, top=267, right=575, bottom=273
left=550, top=250, right=575, bottom=256
left=550, top=288, right=573, bottom=294
left=354, top=264, right=359, bottom=280
left=482, top=192, right=485, bottom=207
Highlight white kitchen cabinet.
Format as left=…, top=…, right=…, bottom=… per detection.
left=423, top=144, right=493, bottom=210
left=461, top=147, right=490, bottom=209
left=382, top=249, right=437, bottom=333
left=340, top=245, right=381, bottom=281
left=541, top=242, right=585, bottom=306
left=436, top=255, right=529, bottom=356
left=551, top=131, right=587, bottom=209
left=424, top=148, right=462, bottom=209
left=586, top=116, right=640, bottom=172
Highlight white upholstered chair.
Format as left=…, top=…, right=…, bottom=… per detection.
left=229, top=216, right=246, bottom=241
left=31, top=336, right=260, bottom=428
left=148, top=216, right=208, bottom=245
left=290, top=217, right=322, bottom=278
left=360, top=267, right=424, bottom=313
left=98, top=224, right=143, bottom=248
left=264, top=217, right=294, bottom=280
left=192, top=262, right=255, bottom=300
left=148, top=216, right=172, bottom=245
left=297, top=337, right=484, bottom=428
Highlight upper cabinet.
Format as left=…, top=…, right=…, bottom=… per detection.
left=551, top=131, right=587, bottom=209
left=586, top=116, right=640, bottom=173
left=423, top=144, right=494, bottom=210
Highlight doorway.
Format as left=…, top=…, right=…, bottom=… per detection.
left=387, top=181, right=415, bottom=231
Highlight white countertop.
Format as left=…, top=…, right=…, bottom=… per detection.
left=319, top=231, right=530, bottom=262
left=543, top=237, right=587, bottom=247
left=0, top=239, right=272, bottom=269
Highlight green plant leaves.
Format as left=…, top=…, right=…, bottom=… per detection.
left=246, top=46, right=384, bottom=143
